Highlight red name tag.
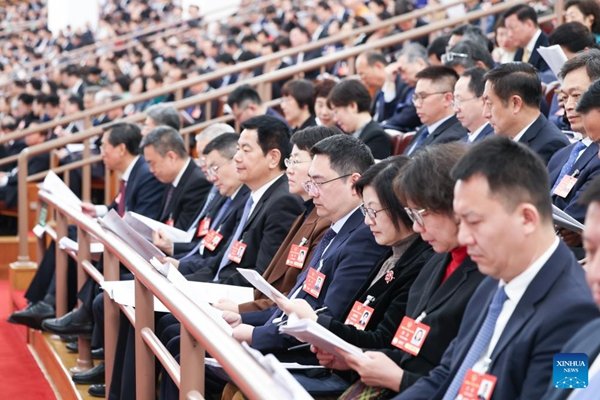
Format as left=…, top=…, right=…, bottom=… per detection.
left=203, top=229, right=223, bottom=251
left=457, top=369, right=497, bottom=400
left=227, top=240, right=247, bottom=264
left=197, top=217, right=211, bottom=237
left=553, top=175, right=578, bottom=198
left=391, top=316, right=431, bottom=356
left=303, top=267, right=326, bottom=298
left=165, top=218, right=174, bottom=227
left=286, top=244, right=309, bottom=269
left=343, top=301, right=375, bottom=330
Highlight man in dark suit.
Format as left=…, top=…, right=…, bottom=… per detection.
left=483, top=62, right=569, bottom=164
left=405, top=66, right=467, bottom=156
left=543, top=178, right=600, bottom=400
left=548, top=51, right=600, bottom=225
left=454, top=68, right=494, bottom=143
left=9, top=123, right=165, bottom=328
left=141, top=125, right=212, bottom=231
left=328, top=79, right=391, bottom=159
left=396, top=137, right=599, bottom=400
left=504, top=4, right=550, bottom=72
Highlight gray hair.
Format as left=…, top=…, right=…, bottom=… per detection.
left=140, top=125, right=187, bottom=158
left=195, top=122, right=235, bottom=143
left=397, top=42, right=428, bottom=64
left=146, top=103, right=181, bottom=130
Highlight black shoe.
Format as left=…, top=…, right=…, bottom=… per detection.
left=7, top=301, right=55, bottom=330
left=92, top=347, right=104, bottom=360
left=41, top=310, right=93, bottom=335
left=88, top=384, right=105, bottom=398
left=65, top=340, right=78, bottom=353
left=72, top=362, right=105, bottom=385
left=59, top=334, right=78, bottom=342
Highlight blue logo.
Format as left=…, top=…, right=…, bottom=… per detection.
left=553, top=353, right=588, bottom=389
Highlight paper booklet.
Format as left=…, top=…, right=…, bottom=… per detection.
left=41, top=171, right=82, bottom=209
left=58, top=237, right=104, bottom=254
left=552, top=205, right=584, bottom=233
left=537, top=45, right=568, bottom=82
left=236, top=268, right=287, bottom=303
left=205, top=357, right=324, bottom=370
left=279, top=315, right=366, bottom=360
left=124, top=211, right=194, bottom=243
left=99, top=209, right=165, bottom=262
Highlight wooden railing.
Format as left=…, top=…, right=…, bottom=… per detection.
left=38, top=189, right=305, bottom=400
left=9, top=0, right=564, bottom=267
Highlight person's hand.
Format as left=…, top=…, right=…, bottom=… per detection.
left=343, top=351, right=403, bottom=391
left=222, top=310, right=242, bottom=327
left=312, top=345, right=351, bottom=370
left=558, top=227, right=583, bottom=247
left=162, top=256, right=179, bottom=269
left=385, top=61, right=400, bottom=82
left=213, top=298, right=240, bottom=313
left=275, top=298, right=318, bottom=321
left=232, top=323, right=254, bottom=344
left=153, top=229, right=174, bottom=256
left=81, top=202, right=97, bottom=217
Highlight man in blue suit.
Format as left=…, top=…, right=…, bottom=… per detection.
left=396, top=137, right=599, bottom=400
left=483, top=63, right=569, bottom=164
left=453, top=67, right=494, bottom=143
left=548, top=50, right=600, bottom=227
left=544, top=177, right=600, bottom=400
left=504, top=4, right=550, bottom=72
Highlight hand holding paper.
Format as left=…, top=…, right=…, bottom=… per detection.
left=275, top=298, right=318, bottom=322
left=236, top=268, right=287, bottom=303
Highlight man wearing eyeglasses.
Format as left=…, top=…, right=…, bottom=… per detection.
left=453, top=68, right=494, bottom=143
left=404, top=66, right=467, bottom=156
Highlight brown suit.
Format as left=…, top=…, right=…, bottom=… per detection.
left=238, top=206, right=329, bottom=313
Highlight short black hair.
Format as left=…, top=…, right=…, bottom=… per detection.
left=451, top=135, right=552, bottom=222
left=241, top=115, right=291, bottom=170
left=504, top=4, right=538, bottom=26
left=106, top=123, right=142, bottom=156
left=461, top=67, right=487, bottom=97
left=358, top=51, right=387, bottom=66
left=291, top=125, right=342, bottom=153
left=549, top=22, right=595, bottom=54
left=559, top=48, right=600, bottom=81
left=140, top=125, right=187, bottom=158
left=311, top=134, right=375, bottom=176
left=227, top=85, right=262, bottom=108
left=328, top=79, right=372, bottom=112
left=355, top=156, right=413, bottom=230
left=314, top=78, right=337, bottom=99
left=18, top=93, right=34, bottom=105
left=67, top=95, right=84, bottom=111
left=396, top=142, right=467, bottom=215
left=577, top=78, right=600, bottom=114
left=281, top=79, right=315, bottom=114
left=427, top=35, right=450, bottom=62
left=415, top=66, right=459, bottom=91
left=203, top=132, right=239, bottom=159
left=484, top=62, right=542, bottom=107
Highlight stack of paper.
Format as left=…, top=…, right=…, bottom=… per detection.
left=124, top=212, right=194, bottom=243
left=236, top=268, right=287, bottom=303
left=553, top=205, right=584, bottom=233
left=41, top=171, right=82, bottom=209
left=58, top=237, right=104, bottom=253
left=279, top=316, right=365, bottom=359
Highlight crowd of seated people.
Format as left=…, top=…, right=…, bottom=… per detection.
left=7, top=1, right=600, bottom=399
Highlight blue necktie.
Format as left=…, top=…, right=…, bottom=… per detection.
left=213, top=196, right=254, bottom=281
left=573, top=369, right=600, bottom=399
left=442, top=286, right=508, bottom=400
left=267, top=228, right=337, bottom=324
left=551, top=141, right=586, bottom=193
left=407, top=127, right=430, bottom=155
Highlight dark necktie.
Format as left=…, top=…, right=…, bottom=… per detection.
left=407, top=127, right=430, bottom=155
left=117, top=179, right=126, bottom=217
left=442, top=286, right=508, bottom=400
left=161, top=185, right=175, bottom=220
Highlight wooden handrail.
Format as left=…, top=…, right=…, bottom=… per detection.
left=38, top=189, right=300, bottom=400
left=13, top=0, right=562, bottom=263
left=0, top=0, right=470, bottom=146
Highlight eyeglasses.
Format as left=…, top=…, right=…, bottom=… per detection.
left=206, top=161, right=230, bottom=178
left=412, top=91, right=448, bottom=104
left=360, top=204, right=388, bottom=220
left=404, top=207, right=428, bottom=228
left=451, top=97, right=478, bottom=108
left=441, top=51, right=469, bottom=64
left=303, top=174, right=352, bottom=196
left=284, top=157, right=311, bottom=169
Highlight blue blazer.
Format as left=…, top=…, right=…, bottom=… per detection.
left=109, top=156, right=165, bottom=220
left=543, top=318, right=600, bottom=400
left=471, top=123, right=494, bottom=143
left=548, top=142, right=600, bottom=222
left=518, top=114, right=569, bottom=164
left=405, top=115, right=467, bottom=155
left=246, top=208, right=388, bottom=354
left=395, top=241, right=600, bottom=400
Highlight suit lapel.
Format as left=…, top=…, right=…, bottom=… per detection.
left=242, top=175, right=286, bottom=232
left=518, top=114, right=544, bottom=145
left=322, top=209, right=363, bottom=263
left=572, top=142, right=599, bottom=173
left=411, top=253, right=449, bottom=315
left=124, top=157, right=143, bottom=209
left=425, top=257, right=477, bottom=312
